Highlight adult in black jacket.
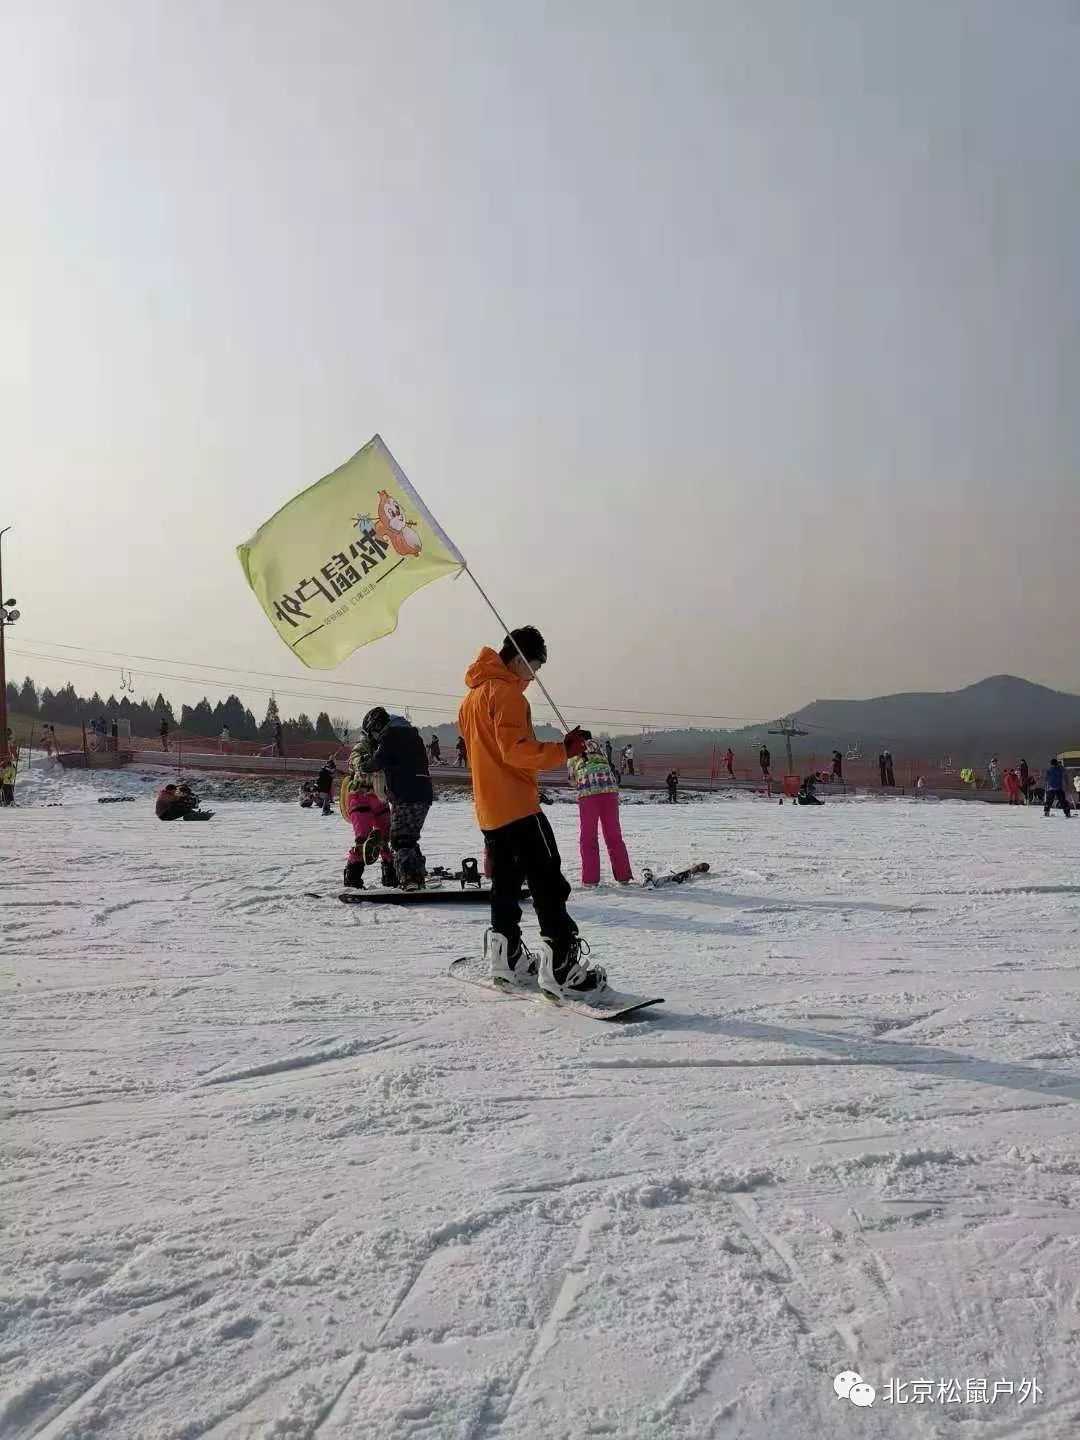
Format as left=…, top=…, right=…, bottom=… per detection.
left=316, top=760, right=337, bottom=815
left=359, top=708, right=433, bottom=888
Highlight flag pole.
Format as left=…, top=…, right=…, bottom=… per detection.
left=462, top=568, right=571, bottom=732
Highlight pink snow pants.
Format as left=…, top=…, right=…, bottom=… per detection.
left=578, top=792, right=633, bottom=885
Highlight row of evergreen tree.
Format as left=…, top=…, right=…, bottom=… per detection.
left=7, top=677, right=343, bottom=744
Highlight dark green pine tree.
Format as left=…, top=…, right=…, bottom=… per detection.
left=259, top=695, right=281, bottom=740
left=18, top=677, right=39, bottom=715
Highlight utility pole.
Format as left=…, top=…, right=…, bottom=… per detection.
left=0, top=527, right=19, bottom=767
left=768, top=716, right=808, bottom=776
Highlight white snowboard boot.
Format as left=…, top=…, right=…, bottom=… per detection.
left=538, top=935, right=608, bottom=1001
left=484, top=929, right=537, bottom=986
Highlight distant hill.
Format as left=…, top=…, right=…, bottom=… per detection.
left=786, top=675, right=1080, bottom=758
left=403, top=675, right=1080, bottom=763
left=588, top=675, right=1080, bottom=763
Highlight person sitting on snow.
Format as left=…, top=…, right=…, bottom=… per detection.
left=796, top=774, right=823, bottom=805
left=155, top=783, right=201, bottom=821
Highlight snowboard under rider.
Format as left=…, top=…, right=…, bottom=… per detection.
left=457, top=625, right=609, bottom=1000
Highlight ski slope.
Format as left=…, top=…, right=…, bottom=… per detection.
left=2, top=771, right=1079, bottom=1438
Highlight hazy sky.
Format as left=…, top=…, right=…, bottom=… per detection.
left=3, top=0, right=1078, bottom=733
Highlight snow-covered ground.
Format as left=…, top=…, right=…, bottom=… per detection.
left=3, top=764, right=1080, bottom=1439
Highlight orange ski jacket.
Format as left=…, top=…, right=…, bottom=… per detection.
left=458, top=647, right=567, bottom=831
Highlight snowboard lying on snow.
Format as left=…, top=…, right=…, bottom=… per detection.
left=337, top=886, right=527, bottom=906
left=448, top=957, right=663, bottom=1021
left=641, top=861, right=709, bottom=887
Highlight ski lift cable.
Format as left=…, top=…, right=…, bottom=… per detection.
left=11, top=636, right=783, bottom=728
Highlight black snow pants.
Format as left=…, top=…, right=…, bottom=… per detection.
left=1044, top=788, right=1072, bottom=817
left=390, top=800, right=430, bottom=881
left=484, top=811, right=577, bottom=960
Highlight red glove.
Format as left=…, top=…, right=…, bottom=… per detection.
left=564, top=728, right=591, bottom=758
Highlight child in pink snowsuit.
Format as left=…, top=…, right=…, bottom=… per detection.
left=343, top=771, right=392, bottom=887
left=568, top=739, right=633, bottom=886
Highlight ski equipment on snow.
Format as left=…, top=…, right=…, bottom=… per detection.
left=640, top=861, right=710, bottom=888
left=449, top=957, right=662, bottom=1019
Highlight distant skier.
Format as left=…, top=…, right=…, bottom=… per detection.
left=878, top=752, right=887, bottom=786
left=429, top=734, right=441, bottom=764
left=624, top=743, right=635, bottom=777
left=316, top=759, right=337, bottom=815
left=1044, top=758, right=1072, bottom=817
left=831, top=749, right=843, bottom=783
left=759, top=745, right=771, bottom=794
left=456, top=735, right=468, bottom=768
left=1, top=758, right=15, bottom=806
left=342, top=764, right=393, bottom=888
left=298, top=780, right=316, bottom=809
left=1019, top=759, right=1031, bottom=802
left=1003, top=768, right=1022, bottom=805
left=724, top=747, right=735, bottom=778
left=457, top=625, right=605, bottom=998
left=885, top=751, right=895, bottom=787
left=988, top=754, right=1000, bottom=790
left=604, top=738, right=614, bottom=767
left=666, top=770, right=679, bottom=803
left=357, top=707, right=433, bottom=888
left=568, top=738, right=632, bottom=886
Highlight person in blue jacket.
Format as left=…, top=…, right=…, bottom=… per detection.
left=1043, top=758, right=1072, bottom=818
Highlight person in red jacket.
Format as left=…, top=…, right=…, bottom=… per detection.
left=1004, top=768, right=1022, bottom=806
left=458, top=626, right=607, bottom=1000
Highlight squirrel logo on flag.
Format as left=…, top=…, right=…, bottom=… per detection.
left=371, top=490, right=423, bottom=557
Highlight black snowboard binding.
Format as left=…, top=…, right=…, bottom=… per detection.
left=459, top=857, right=482, bottom=889
left=380, top=857, right=399, bottom=889
left=343, top=857, right=365, bottom=889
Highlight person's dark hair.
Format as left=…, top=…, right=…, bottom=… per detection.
left=499, top=626, right=547, bottom=667
left=362, top=706, right=390, bottom=739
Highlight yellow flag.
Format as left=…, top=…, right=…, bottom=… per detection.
left=237, top=436, right=466, bottom=669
